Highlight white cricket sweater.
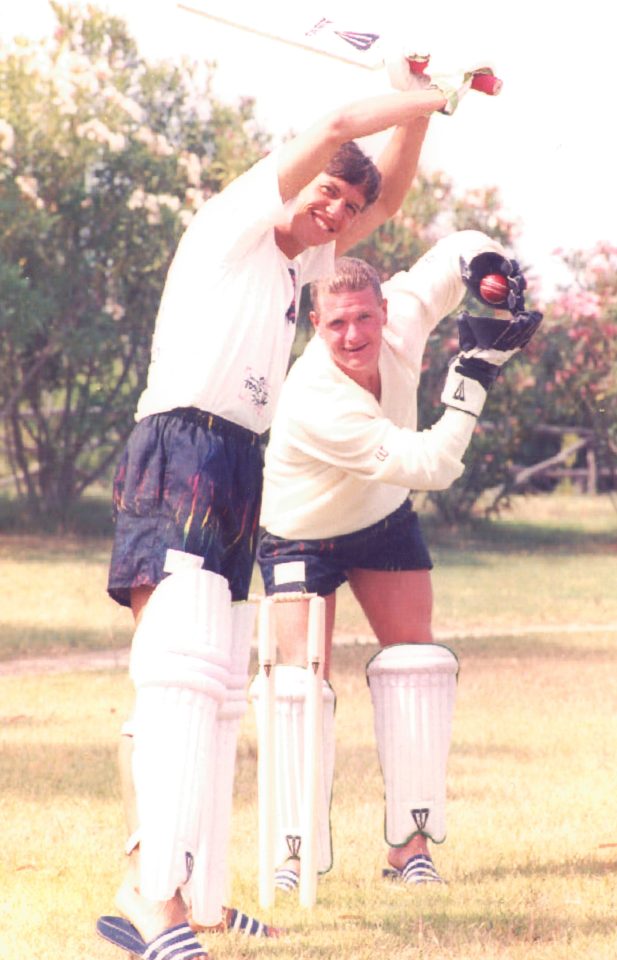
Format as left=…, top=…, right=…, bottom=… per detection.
left=261, top=230, right=506, bottom=538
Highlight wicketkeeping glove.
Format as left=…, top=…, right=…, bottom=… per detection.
left=460, top=251, right=527, bottom=314
left=441, top=309, right=543, bottom=416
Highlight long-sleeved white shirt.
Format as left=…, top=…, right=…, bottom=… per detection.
left=260, top=230, right=506, bottom=538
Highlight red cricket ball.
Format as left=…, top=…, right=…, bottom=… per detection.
left=479, top=273, right=508, bottom=305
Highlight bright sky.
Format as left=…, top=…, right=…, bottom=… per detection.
left=3, top=0, right=616, bottom=297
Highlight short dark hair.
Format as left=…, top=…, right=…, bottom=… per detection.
left=324, top=141, right=382, bottom=207
left=310, top=256, right=383, bottom=314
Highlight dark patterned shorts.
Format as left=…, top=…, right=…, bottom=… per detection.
left=108, top=407, right=263, bottom=606
left=257, top=499, right=432, bottom=598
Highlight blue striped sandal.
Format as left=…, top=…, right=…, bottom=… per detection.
left=96, top=916, right=206, bottom=959
left=382, top=854, right=446, bottom=885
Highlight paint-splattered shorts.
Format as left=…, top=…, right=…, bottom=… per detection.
left=107, top=407, right=263, bottom=606
left=257, top=499, right=433, bottom=598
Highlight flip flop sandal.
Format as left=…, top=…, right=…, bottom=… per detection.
left=274, top=866, right=300, bottom=892
left=382, top=854, right=446, bottom=885
left=193, top=907, right=283, bottom=938
left=226, top=907, right=283, bottom=937
left=96, top=916, right=206, bottom=959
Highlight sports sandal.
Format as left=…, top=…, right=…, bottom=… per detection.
left=192, top=906, right=283, bottom=938
left=382, top=854, right=446, bottom=885
left=225, top=907, right=283, bottom=937
left=96, top=916, right=206, bottom=959
left=274, top=864, right=300, bottom=891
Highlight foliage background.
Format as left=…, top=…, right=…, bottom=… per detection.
left=1, top=3, right=615, bottom=527
left=0, top=3, right=269, bottom=523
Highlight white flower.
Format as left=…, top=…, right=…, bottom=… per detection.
left=178, top=151, right=202, bottom=187
left=127, top=187, right=147, bottom=210
left=0, top=119, right=15, bottom=153
left=127, top=189, right=179, bottom=225
left=103, top=85, right=144, bottom=124
left=77, top=119, right=126, bottom=152
left=104, top=298, right=126, bottom=322
left=184, top=187, right=205, bottom=210
left=156, top=194, right=181, bottom=213
left=134, top=127, right=174, bottom=157
left=16, top=175, right=45, bottom=209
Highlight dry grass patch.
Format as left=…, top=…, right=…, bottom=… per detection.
left=3, top=635, right=617, bottom=959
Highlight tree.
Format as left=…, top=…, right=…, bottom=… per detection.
left=0, top=3, right=269, bottom=524
left=522, top=243, right=617, bottom=490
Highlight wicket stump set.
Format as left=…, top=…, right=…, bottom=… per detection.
left=256, top=593, right=326, bottom=909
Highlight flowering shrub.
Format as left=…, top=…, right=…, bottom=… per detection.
left=0, top=3, right=269, bottom=523
left=525, top=243, right=617, bottom=478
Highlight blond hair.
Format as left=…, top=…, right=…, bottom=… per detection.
left=310, top=257, right=383, bottom=315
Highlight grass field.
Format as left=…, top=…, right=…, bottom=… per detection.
left=1, top=493, right=616, bottom=663
left=1, top=494, right=616, bottom=959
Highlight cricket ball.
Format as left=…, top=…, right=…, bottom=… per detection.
left=479, top=273, right=508, bottom=305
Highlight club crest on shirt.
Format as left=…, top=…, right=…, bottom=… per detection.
left=241, top=368, right=270, bottom=410
left=375, top=445, right=389, bottom=462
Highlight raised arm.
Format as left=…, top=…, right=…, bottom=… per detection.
left=276, top=88, right=446, bottom=204
left=335, top=116, right=430, bottom=254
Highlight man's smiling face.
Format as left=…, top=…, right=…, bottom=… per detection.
left=311, top=284, right=387, bottom=393
left=290, top=174, right=366, bottom=248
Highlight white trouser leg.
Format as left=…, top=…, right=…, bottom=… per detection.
left=130, top=567, right=232, bottom=901
left=366, top=643, right=458, bottom=845
left=189, top=599, right=257, bottom=926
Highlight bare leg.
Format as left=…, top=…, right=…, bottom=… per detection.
left=348, top=568, right=438, bottom=872
left=387, top=833, right=431, bottom=869
left=347, top=568, right=433, bottom=647
left=117, top=584, right=151, bottom=854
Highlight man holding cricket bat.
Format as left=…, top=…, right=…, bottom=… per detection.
left=256, top=236, right=542, bottom=890
left=98, top=50, right=488, bottom=956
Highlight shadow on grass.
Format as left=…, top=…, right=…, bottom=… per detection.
left=0, top=493, right=115, bottom=537
left=0, top=535, right=112, bottom=565
left=422, top=514, right=617, bottom=556
left=455, top=635, right=617, bottom=661
left=0, top=623, right=131, bottom=662
left=330, top=636, right=617, bottom=668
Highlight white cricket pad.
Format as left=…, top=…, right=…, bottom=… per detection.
left=130, top=568, right=232, bottom=901
left=366, top=644, right=458, bottom=845
left=251, top=665, right=335, bottom=874
left=189, top=599, right=258, bottom=926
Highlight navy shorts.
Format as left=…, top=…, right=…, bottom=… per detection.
left=108, top=407, right=263, bottom=606
left=257, top=499, right=432, bottom=598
